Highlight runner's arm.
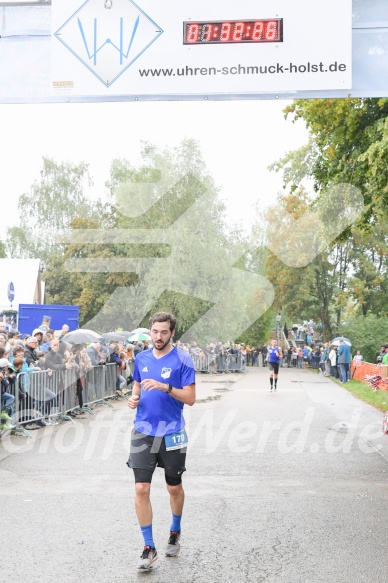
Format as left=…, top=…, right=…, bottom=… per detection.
left=127, top=381, right=141, bottom=409
left=168, top=383, right=196, bottom=406
left=142, top=379, right=196, bottom=406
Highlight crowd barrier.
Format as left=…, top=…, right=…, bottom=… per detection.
left=351, top=360, right=388, bottom=386
left=1, top=352, right=244, bottom=437
left=191, top=352, right=245, bottom=373
left=1, top=363, right=127, bottom=436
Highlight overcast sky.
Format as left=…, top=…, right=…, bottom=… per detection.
left=0, top=99, right=308, bottom=240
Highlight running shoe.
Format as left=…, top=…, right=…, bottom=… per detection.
left=165, top=531, right=181, bottom=556
left=137, top=546, right=157, bottom=570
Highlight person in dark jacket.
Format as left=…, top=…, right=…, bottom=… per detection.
left=109, top=344, right=126, bottom=395
left=87, top=342, right=104, bottom=366
left=23, top=337, right=41, bottom=368
left=45, top=339, right=67, bottom=371
left=261, top=344, right=268, bottom=366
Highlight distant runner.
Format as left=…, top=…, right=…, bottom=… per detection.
left=266, top=339, right=282, bottom=392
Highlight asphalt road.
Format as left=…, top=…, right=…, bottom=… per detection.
left=1, top=366, right=388, bottom=583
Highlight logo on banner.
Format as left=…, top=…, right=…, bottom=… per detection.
left=54, top=0, right=163, bottom=87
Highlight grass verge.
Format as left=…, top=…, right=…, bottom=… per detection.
left=332, top=377, right=388, bottom=412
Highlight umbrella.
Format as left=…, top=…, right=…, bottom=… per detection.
left=130, top=328, right=150, bottom=334
left=127, top=332, right=151, bottom=342
left=62, top=329, right=103, bottom=345
left=102, top=332, right=128, bottom=342
left=331, top=337, right=352, bottom=346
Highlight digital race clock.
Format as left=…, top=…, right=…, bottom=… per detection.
left=183, top=19, right=283, bottom=45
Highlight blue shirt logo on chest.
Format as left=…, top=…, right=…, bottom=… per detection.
left=161, top=367, right=172, bottom=380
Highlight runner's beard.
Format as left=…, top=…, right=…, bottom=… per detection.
left=154, top=338, right=171, bottom=351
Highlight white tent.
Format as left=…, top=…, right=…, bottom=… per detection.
left=0, top=259, right=42, bottom=311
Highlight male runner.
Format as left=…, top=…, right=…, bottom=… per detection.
left=266, top=339, right=282, bottom=392
left=127, top=312, right=196, bottom=571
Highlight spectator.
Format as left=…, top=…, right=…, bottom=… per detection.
left=329, top=346, right=338, bottom=378
left=337, top=339, right=351, bottom=383
left=45, top=339, right=68, bottom=371
left=134, top=341, right=144, bottom=357
left=251, top=347, right=259, bottom=367
left=0, top=358, right=15, bottom=419
left=58, top=324, right=70, bottom=340
left=38, top=315, right=51, bottom=333
left=69, top=344, right=88, bottom=412
left=9, top=345, right=25, bottom=364
left=297, top=347, right=303, bottom=368
left=35, top=350, right=47, bottom=371
left=323, top=343, right=331, bottom=377
left=109, top=344, right=126, bottom=396
left=32, top=328, right=44, bottom=347
left=377, top=346, right=386, bottom=364
left=40, top=330, right=55, bottom=353
left=353, top=349, right=363, bottom=363
left=0, top=333, right=11, bottom=358
left=87, top=342, right=104, bottom=366
left=382, top=347, right=388, bottom=365
left=287, top=346, right=293, bottom=367
left=261, top=344, right=267, bottom=367
left=24, top=337, right=42, bottom=368
left=302, top=345, right=311, bottom=370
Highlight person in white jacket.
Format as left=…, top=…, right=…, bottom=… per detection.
left=329, top=346, right=338, bottom=378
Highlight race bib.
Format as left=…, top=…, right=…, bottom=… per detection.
left=165, top=428, right=188, bottom=451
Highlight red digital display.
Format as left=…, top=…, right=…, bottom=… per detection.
left=183, top=19, right=283, bottom=45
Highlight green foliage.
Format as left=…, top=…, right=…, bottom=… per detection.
left=266, top=98, right=388, bottom=335
left=42, top=140, right=265, bottom=340
left=235, top=309, right=273, bottom=347
left=340, top=313, right=388, bottom=363
left=6, top=157, right=106, bottom=263
left=0, top=240, right=6, bottom=258
left=281, top=98, right=388, bottom=227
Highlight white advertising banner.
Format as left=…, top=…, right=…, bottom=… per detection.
left=51, top=0, right=352, bottom=98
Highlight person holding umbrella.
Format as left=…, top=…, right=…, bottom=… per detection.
left=127, top=312, right=195, bottom=571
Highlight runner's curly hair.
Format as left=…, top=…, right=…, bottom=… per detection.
left=149, top=312, right=177, bottom=332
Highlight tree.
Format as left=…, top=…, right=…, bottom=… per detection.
left=44, top=140, right=270, bottom=341
left=267, top=98, right=388, bottom=331
left=278, top=98, right=388, bottom=228
left=6, top=157, right=106, bottom=264
left=263, top=190, right=359, bottom=338
left=341, top=313, right=388, bottom=363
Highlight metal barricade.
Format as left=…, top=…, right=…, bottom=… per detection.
left=191, top=352, right=244, bottom=373
left=192, top=353, right=210, bottom=373
left=84, top=365, right=105, bottom=405
left=13, top=369, right=64, bottom=434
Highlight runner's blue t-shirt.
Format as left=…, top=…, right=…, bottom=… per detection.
left=267, top=346, right=281, bottom=363
left=133, top=346, right=195, bottom=437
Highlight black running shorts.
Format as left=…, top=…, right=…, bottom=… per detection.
left=127, top=429, right=186, bottom=483
left=268, top=362, right=280, bottom=374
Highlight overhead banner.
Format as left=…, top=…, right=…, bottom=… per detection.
left=51, top=0, right=352, bottom=98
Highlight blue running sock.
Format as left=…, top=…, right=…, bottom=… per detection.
left=170, top=513, right=182, bottom=532
left=140, top=524, right=155, bottom=548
